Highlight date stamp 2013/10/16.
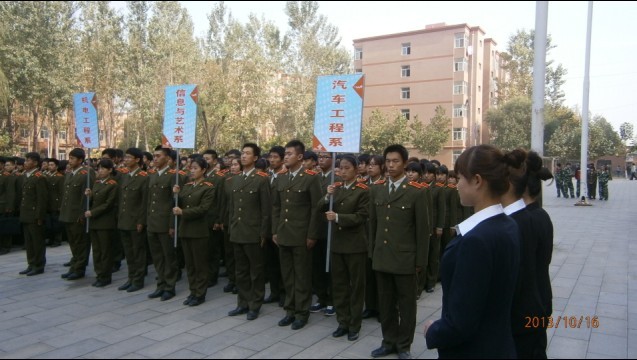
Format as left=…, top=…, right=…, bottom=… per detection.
left=525, top=316, right=599, bottom=329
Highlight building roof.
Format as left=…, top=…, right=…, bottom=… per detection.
left=353, top=23, right=487, bottom=44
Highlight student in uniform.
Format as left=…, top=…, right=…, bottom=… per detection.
left=18, top=152, right=48, bottom=276
left=84, top=159, right=119, bottom=287
left=264, top=146, right=286, bottom=307
left=321, top=154, right=369, bottom=341
left=424, top=144, right=520, bottom=358
left=172, top=157, right=216, bottom=306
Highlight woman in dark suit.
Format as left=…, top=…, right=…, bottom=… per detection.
left=424, top=144, right=520, bottom=358
left=173, top=157, right=216, bottom=306
left=321, top=154, right=369, bottom=342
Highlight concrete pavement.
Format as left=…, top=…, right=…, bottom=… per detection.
left=0, top=178, right=634, bottom=358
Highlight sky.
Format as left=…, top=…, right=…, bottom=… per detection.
left=113, top=1, right=637, bottom=133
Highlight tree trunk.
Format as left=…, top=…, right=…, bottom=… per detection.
left=32, top=104, right=39, bottom=153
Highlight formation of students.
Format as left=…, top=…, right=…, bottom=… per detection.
left=555, top=162, right=613, bottom=201
left=0, top=141, right=555, bottom=359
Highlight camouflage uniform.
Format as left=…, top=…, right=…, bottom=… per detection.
left=598, top=168, right=612, bottom=200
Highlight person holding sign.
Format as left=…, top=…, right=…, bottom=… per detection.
left=172, top=157, right=215, bottom=307
left=84, top=159, right=119, bottom=287
left=321, top=154, right=369, bottom=341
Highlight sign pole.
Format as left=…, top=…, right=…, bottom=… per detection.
left=325, top=152, right=336, bottom=272
left=174, top=150, right=180, bottom=247
left=85, top=150, right=91, bottom=233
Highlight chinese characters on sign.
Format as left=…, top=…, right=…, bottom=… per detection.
left=73, top=93, right=99, bottom=148
left=162, top=84, right=198, bottom=149
left=313, top=74, right=364, bottom=153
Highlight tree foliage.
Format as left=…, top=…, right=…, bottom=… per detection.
left=361, top=109, right=410, bottom=154
left=485, top=96, right=532, bottom=151
left=547, top=114, right=624, bottom=160
left=410, top=105, right=451, bottom=157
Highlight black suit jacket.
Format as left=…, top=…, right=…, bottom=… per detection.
left=526, top=201, right=554, bottom=317
left=426, top=213, right=520, bottom=358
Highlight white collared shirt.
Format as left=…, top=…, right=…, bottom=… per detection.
left=503, top=199, right=526, bottom=216
left=129, top=167, right=139, bottom=177
left=157, top=166, right=170, bottom=177
left=457, top=204, right=504, bottom=236
left=288, top=166, right=302, bottom=179
left=71, top=167, right=83, bottom=176
left=25, top=168, right=37, bottom=178
left=243, top=167, right=256, bottom=178
left=388, top=175, right=406, bottom=195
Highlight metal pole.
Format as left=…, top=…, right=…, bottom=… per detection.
left=532, top=1, right=549, bottom=155
left=85, top=149, right=90, bottom=233
left=174, top=149, right=180, bottom=247
left=325, top=152, right=336, bottom=272
left=580, top=1, right=593, bottom=203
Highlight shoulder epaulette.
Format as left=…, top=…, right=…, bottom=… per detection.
left=186, top=182, right=194, bottom=186
left=333, top=182, right=343, bottom=187
left=226, top=176, right=234, bottom=181
left=202, top=181, right=214, bottom=187
left=34, top=171, right=43, bottom=177
left=2, top=171, right=9, bottom=176
left=373, top=179, right=386, bottom=185
left=138, top=171, right=148, bottom=177
left=167, top=169, right=176, bottom=174
left=356, top=183, right=369, bottom=190
left=215, top=171, right=225, bottom=177
left=178, top=170, right=187, bottom=176
left=221, top=168, right=230, bottom=173
left=420, top=181, right=430, bottom=188
left=107, top=179, right=118, bottom=185
left=304, top=169, right=317, bottom=176
left=117, top=168, right=130, bottom=174
left=356, top=177, right=366, bottom=183
left=56, top=172, right=64, bottom=177
left=79, top=170, right=88, bottom=175
left=409, top=181, right=424, bottom=189
left=435, top=182, right=446, bottom=187
left=447, top=184, right=457, bottom=189
left=277, top=168, right=288, bottom=175
left=256, top=171, right=268, bottom=177
left=148, top=169, right=157, bottom=174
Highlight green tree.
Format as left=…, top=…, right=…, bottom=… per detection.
left=547, top=114, right=624, bottom=160
left=361, top=109, right=410, bottom=154
left=410, top=105, right=451, bottom=157
left=485, top=97, right=532, bottom=151
left=619, top=122, right=634, bottom=144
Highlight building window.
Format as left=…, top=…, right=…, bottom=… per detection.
left=21, top=128, right=29, bottom=138
left=453, top=127, right=467, bottom=141
left=58, top=150, right=67, bottom=160
left=401, top=109, right=410, bottom=120
left=453, top=104, right=466, bottom=118
left=401, top=65, right=411, bottom=78
left=454, top=33, right=467, bottom=48
left=355, top=48, right=363, bottom=60
left=40, top=128, right=49, bottom=139
left=402, top=43, right=411, bottom=55
left=453, top=81, right=467, bottom=95
left=454, top=58, right=466, bottom=72
left=453, top=150, right=463, bottom=164
left=355, top=68, right=362, bottom=73
left=59, top=130, right=67, bottom=140
left=401, top=87, right=410, bottom=99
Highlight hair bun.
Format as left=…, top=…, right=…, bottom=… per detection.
left=525, top=151, right=543, bottom=173
left=503, top=149, right=527, bottom=169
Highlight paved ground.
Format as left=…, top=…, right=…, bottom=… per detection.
left=0, top=179, right=635, bottom=359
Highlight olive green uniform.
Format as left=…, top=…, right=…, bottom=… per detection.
left=205, top=169, right=226, bottom=286
left=59, top=167, right=93, bottom=276
left=425, top=181, right=446, bottom=290
left=147, top=167, right=182, bottom=295
left=45, top=171, right=65, bottom=245
left=88, top=178, right=119, bottom=283
left=19, top=170, right=48, bottom=271
left=175, top=181, right=216, bottom=298
left=0, top=170, right=17, bottom=252
left=264, top=170, right=285, bottom=301
left=229, top=169, right=271, bottom=311
left=370, top=178, right=430, bottom=354
left=272, top=168, right=322, bottom=322
left=321, top=181, right=369, bottom=333
left=118, top=168, right=149, bottom=288
left=222, top=173, right=237, bottom=286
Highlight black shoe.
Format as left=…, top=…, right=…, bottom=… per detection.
left=207, top=280, right=218, bottom=288
left=246, top=310, right=259, bottom=320
left=63, top=261, right=71, bottom=267
left=118, top=282, right=132, bottom=291
left=362, top=309, right=379, bottom=319
left=160, top=291, right=175, bottom=301
left=278, top=315, right=295, bottom=326
left=189, top=296, right=205, bottom=307
left=425, top=287, right=434, bottom=293
left=348, top=332, right=359, bottom=341
left=371, top=346, right=396, bottom=358
left=398, top=351, right=412, bottom=359
left=26, top=269, right=44, bottom=276
left=66, top=273, right=85, bottom=281
left=263, top=295, right=280, bottom=304
left=94, top=280, right=111, bottom=288
left=223, top=283, right=236, bottom=293
left=183, top=295, right=195, bottom=305
left=126, top=284, right=143, bottom=293
left=148, top=289, right=164, bottom=299
left=219, top=271, right=228, bottom=278
left=228, top=307, right=249, bottom=316
left=291, top=319, right=307, bottom=330
left=332, top=327, right=348, bottom=338
left=61, top=272, right=72, bottom=279
left=19, top=267, right=33, bottom=275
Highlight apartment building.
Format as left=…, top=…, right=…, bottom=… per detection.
left=353, top=23, right=505, bottom=164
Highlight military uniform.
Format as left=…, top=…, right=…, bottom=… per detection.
left=363, top=177, right=385, bottom=317
left=587, top=167, right=598, bottom=199
left=88, top=177, right=119, bottom=284
left=321, top=181, right=369, bottom=333
left=59, top=166, right=93, bottom=277
left=205, top=169, right=226, bottom=286
left=369, top=177, right=430, bottom=354
left=176, top=180, right=215, bottom=300
left=118, top=168, right=149, bottom=289
left=264, top=169, right=286, bottom=302
left=147, top=167, right=182, bottom=296
left=442, top=183, right=460, bottom=256
left=563, top=166, right=575, bottom=198
left=0, top=169, right=17, bottom=253
left=45, top=170, right=65, bottom=246
left=229, top=169, right=271, bottom=312
left=598, top=169, right=612, bottom=200
left=272, top=167, right=322, bottom=323
left=222, top=172, right=237, bottom=290
left=425, top=181, right=446, bottom=291
left=19, top=169, right=48, bottom=273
